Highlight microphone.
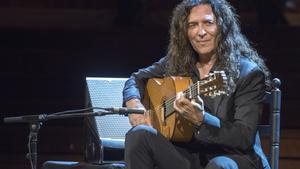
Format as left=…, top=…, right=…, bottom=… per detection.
left=103, top=107, right=145, bottom=115
left=4, top=114, right=47, bottom=123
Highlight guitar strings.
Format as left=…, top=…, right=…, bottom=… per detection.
left=162, top=81, right=220, bottom=114
left=159, top=82, right=199, bottom=115
left=151, top=72, right=225, bottom=115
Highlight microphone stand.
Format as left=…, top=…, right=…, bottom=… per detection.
left=4, top=110, right=118, bottom=169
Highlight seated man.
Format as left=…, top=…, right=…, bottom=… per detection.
left=123, top=0, right=271, bottom=168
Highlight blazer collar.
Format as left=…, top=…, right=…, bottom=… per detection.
left=213, top=95, right=225, bottom=115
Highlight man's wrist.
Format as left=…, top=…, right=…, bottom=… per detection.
left=126, top=98, right=144, bottom=108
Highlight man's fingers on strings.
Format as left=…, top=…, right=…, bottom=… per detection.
left=173, top=99, right=181, bottom=113
left=176, top=91, right=187, bottom=103
left=173, top=97, right=186, bottom=114
left=182, top=104, right=193, bottom=114
left=191, top=100, right=203, bottom=112
left=176, top=91, right=182, bottom=100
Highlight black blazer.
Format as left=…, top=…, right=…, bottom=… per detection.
left=123, top=57, right=270, bottom=169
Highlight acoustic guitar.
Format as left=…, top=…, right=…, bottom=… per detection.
left=143, top=71, right=228, bottom=142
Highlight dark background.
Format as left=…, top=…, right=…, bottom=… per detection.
left=0, top=0, right=300, bottom=169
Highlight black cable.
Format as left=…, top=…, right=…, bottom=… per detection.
left=51, top=107, right=106, bottom=115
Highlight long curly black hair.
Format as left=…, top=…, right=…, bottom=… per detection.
left=165, top=0, right=271, bottom=92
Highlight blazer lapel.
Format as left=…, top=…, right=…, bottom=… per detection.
left=213, top=95, right=225, bottom=115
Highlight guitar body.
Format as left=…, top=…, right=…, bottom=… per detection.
left=144, top=77, right=196, bottom=142
left=142, top=71, right=227, bottom=142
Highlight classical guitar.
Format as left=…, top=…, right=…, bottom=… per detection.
left=143, top=71, right=228, bottom=142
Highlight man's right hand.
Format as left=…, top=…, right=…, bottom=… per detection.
left=126, top=98, right=151, bottom=127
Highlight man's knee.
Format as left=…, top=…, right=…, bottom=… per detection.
left=206, top=156, right=238, bottom=169
left=126, top=125, right=157, bottom=140
left=131, top=125, right=157, bottom=134
left=125, top=125, right=157, bottom=152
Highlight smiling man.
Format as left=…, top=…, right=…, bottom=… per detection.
left=123, top=0, right=271, bottom=169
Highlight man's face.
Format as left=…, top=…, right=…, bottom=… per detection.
left=187, top=4, right=218, bottom=57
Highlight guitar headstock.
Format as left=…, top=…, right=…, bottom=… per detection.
left=197, top=71, right=228, bottom=97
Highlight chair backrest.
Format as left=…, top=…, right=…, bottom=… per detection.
left=259, top=78, right=281, bottom=169
left=85, top=77, right=131, bottom=164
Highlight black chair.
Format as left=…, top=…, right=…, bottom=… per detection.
left=259, top=78, right=281, bottom=169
